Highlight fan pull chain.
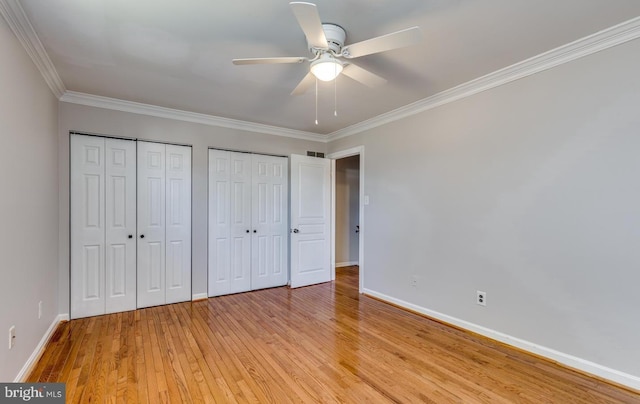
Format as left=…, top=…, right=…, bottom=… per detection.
left=315, top=77, right=319, bottom=125
left=334, top=64, right=338, bottom=117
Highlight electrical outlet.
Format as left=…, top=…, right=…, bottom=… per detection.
left=477, top=291, right=487, bottom=306
left=9, top=326, right=15, bottom=349
left=38, top=301, right=43, bottom=319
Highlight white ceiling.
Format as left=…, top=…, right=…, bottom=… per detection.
left=17, top=0, right=640, bottom=134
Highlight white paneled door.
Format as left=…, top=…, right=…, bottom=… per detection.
left=71, top=135, right=106, bottom=319
left=104, top=138, right=137, bottom=314
left=208, top=150, right=288, bottom=297
left=71, top=135, right=137, bottom=319
left=137, top=142, right=192, bottom=308
left=290, top=154, right=331, bottom=288
left=165, top=145, right=192, bottom=304
left=137, top=141, right=166, bottom=308
left=208, top=150, right=252, bottom=296
left=251, top=154, right=289, bottom=290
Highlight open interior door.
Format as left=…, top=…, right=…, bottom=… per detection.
left=290, top=154, right=331, bottom=288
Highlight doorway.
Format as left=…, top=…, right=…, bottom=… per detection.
left=335, top=154, right=360, bottom=260
left=329, top=146, right=364, bottom=293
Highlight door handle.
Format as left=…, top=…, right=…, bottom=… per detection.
left=246, top=230, right=250, bottom=233
left=253, top=230, right=257, bottom=233
left=140, top=234, right=145, bottom=239
left=291, top=228, right=299, bottom=233
left=128, top=234, right=133, bottom=239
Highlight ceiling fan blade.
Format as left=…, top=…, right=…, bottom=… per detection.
left=342, top=64, right=387, bottom=88
left=342, top=26, right=422, bottom=58
left=291, top=72, right=315, bottom=96
left=290, top=2, right=329, bottom=49
left=233, top=57, right=306, bottom=65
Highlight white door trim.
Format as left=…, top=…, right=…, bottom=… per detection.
left=327, top=146, right=365, bottom=294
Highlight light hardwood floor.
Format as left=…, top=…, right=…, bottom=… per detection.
left=29, top=267, right=639, bottom=403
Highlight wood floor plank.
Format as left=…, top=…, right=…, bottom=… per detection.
left=29, top=267, right=640, bottom=403
left=166, top=304, right=215, bottom=403
left=133, top=311, right=149, bottom=404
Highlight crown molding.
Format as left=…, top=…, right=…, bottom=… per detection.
left=0, top=0, right=66, bottom=98
left=0, top=0, right=319, bottom=141
left=5, top=0, right=639, bottom=143
left=327, top=16, right=640, bottom=142
left=60, top=91, right=327, bottom=142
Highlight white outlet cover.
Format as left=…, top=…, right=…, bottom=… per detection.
left=477, top=291, right=487, bottom=306
left=9, top=326, right=15, bottom=349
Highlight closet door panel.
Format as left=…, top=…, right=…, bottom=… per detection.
left=229, top=152, right=252, bottom=294
left=105, top=138, right=137, bottom=314
left=251, top=155, right=289, bottom=290
left=137, top=141, right=166, bottom=308
left=208, top=150, right=251, bottom=296
left=165, top=145, right=192, bottom=304
left=208, top=150, right=231, bottom=296
left=71, top=135, right=106, bottom=319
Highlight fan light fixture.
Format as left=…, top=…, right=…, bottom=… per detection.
left=232, top=2, right=423, bottom=123
left=310, top=54, right=343, bottom=81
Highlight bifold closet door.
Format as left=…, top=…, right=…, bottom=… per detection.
left=208, top=150, right=288, bottom=297
left=137, top=141, right=191, bottom=308
left=208, top=150, right=252, bottom=296
left=70, top=135, right=136, bottom=319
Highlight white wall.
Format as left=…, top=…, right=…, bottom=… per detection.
left=0, top=17, right=59, bottom=381
left=335, top=155, right=359, bottom=266
left=328, top=38, right=640, bottom=381
left=58, top=102, right=326, bottom=313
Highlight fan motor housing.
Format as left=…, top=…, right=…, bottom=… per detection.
left=310, top=23, right=346, bottom=54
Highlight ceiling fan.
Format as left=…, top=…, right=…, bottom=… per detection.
left=232, top=2, right=423, bottom=96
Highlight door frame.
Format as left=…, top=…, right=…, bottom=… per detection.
left=328, top=146, right=364, bottom=294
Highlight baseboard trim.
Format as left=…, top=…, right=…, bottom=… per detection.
left=363, top=288, right=640, bottom=391
left=14, top=314, right=67, bottom=382
left=192, top=293, right=208, bottom=301
left=336, top=261, right=358, bottom=268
